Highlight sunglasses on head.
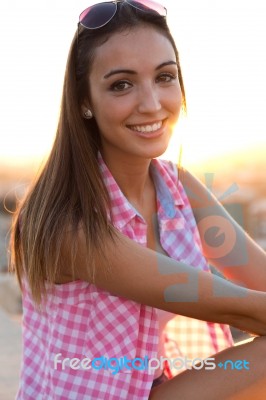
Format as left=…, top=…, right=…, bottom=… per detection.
left=79, top=0, right=167, bottom=30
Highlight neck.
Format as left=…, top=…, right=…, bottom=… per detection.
left=101, top=150, right=154, bottom=209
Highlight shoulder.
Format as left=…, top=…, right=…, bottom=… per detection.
left=152, top=158, right=200, bottom=187
left=152, top=159, right=205, bottom=201
left=177, top=167, right=215, bottom=210
left=153, top=159, right=214, bottom=211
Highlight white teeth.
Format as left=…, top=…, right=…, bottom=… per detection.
left=130, top=121, right=162, bottom=133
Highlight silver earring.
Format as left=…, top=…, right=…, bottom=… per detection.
left=83, top=109, right=93, bottom=119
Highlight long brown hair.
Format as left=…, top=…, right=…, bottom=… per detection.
left=10, top=2, right=186, bottom=304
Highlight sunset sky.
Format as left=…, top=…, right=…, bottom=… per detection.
left=1, top=0, right=266, bottom=170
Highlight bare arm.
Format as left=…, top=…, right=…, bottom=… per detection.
left=59, top=227, right=266, bottom=336
left=179, top=168, right=266, bottom=292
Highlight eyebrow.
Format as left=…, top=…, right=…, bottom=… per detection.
left=103, top=61, right=177, bottom=79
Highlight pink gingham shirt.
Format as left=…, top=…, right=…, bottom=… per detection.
left=17, top=155, right=233, bottom=399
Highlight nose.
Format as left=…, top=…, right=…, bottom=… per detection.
left=137, top=83, right=162, bottom=114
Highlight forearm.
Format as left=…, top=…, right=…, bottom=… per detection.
left=64, top=228, right=266, bottom=336
left=154, top=252, right=266, bottom=336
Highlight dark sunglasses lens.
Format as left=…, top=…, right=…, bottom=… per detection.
left=126, top=0, right=167, bottom=16
left=79, top=3, right=117, bottom=29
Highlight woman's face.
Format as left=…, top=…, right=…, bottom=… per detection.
left=85, top=26, right=182, bottom=163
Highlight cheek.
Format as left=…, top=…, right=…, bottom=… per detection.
left=94, top=94, right=130, bottom=119
left=94, top=108, right=122, bottom=139
left=100, top=108, right=122, bottom=126
left=166, top=90, right=182, bottom=118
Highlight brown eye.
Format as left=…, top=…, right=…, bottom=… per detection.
left=110, top=80, right=132, bottom=92
left=156, top=73, right=177, bottom=83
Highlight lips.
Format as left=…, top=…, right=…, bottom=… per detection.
left=127, top=120, right=163, bottom=133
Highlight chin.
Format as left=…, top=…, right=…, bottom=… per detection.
left=142, top=145, right=169, bottom=160
left=152, top=140, right=171, bottom=158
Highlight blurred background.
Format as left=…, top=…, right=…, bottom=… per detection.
left=0, top=0, right=266, bottom=398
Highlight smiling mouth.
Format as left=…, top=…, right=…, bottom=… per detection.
left=127, top=120, right=163, bottom=133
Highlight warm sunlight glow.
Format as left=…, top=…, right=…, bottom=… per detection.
left=164, top=0, right=266, bottom=166
left=1, top=0, right=266, bottom=170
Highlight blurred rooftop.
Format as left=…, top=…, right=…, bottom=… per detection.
left=0, top=308, right=21, bottom=399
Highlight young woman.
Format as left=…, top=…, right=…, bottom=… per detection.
left=11, top=1, right=266, bottom=399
